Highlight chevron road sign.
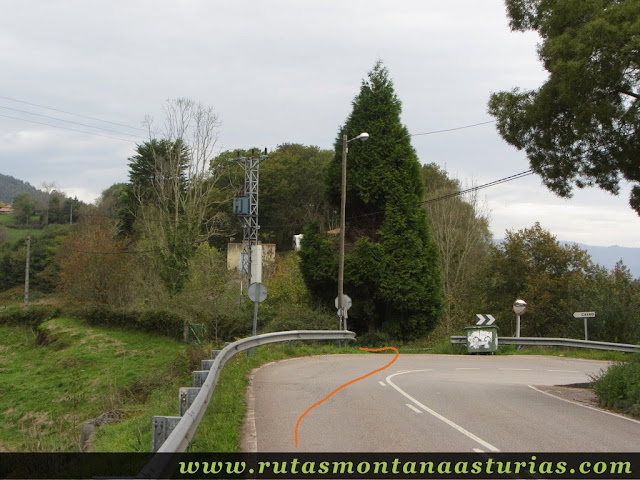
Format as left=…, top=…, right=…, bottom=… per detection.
left=475, top=314, right=496, bottom=326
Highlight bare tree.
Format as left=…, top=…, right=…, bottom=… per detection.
left=131, top=98, right=231, bottom=340
left=423, top=165, right=492, bottom=336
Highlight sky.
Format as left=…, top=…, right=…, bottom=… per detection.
left=1, top=0, right=639, bottom=249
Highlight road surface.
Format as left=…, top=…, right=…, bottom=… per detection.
left=243, top=354, right=640, bottom=452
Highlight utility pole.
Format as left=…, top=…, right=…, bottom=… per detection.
left=24, top=235, right=30, bottom=308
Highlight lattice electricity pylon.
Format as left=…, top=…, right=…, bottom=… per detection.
left=232, top=149, right=267, bottom=287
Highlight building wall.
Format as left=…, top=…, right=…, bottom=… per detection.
left=227, top=242, right=276, bottom=277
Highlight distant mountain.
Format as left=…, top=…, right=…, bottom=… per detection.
left=564, top=242, right=640, bottom=279
left=494, top=238, right=640, bottom=279
left=0, top=173, right=48, bottom=204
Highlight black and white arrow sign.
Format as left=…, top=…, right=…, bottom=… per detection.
left=475, top=314, right=496, bottom=326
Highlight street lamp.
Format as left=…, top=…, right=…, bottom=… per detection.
left=337, top=131, right=369, bottom=334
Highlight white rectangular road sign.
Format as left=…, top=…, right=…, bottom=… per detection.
left=573, top=311, right=596, bottom=318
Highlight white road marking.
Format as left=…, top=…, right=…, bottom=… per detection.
left=379, top=381, right=386, bottom=387
left=386, top=370, right=501, bottom=452
left=406, top=403, right=422, bottom=414
left=528, top=385, right=640, bottom=425
left=473, top=448, right=485, bottom=453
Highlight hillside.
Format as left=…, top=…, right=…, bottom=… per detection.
left=494, top=239, right=640, bottom=278
left=0, top=316, right=197, bottom=452
left=0, top=173, right=48, bottom=204
left=569, top=242, right=640, bottom=279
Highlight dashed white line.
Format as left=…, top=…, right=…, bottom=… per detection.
left=379, top=381, right=386, bottom=387
left=406, top=403, right=422, bottom=414
left=386, top=370, right=500, bottom=452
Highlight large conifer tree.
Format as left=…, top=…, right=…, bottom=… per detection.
left=301, top=62, right=444, bottom=340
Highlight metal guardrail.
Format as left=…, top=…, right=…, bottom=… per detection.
left=450, top=336, right=640, bottom=353
left=157, top=330, right=355, bottom=453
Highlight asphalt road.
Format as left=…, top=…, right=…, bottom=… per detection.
left=243, top=354, right=640, bottom=452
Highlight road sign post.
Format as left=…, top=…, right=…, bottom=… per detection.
left=513, top=299, right=527, bottom=338
left=248, top=282, right=268, bottom=355
left=573, top=311, right=596, bottom=340
left=334, top=294, right=352, bottom=348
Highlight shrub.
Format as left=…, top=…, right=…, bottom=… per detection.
left=356, top=331, right=393, bottom=348
left=75, top=306, right=185, bottom=340
left=0, top=305, right=61, bottom=327
left=261, top=304, right=334, bottom=333
left=592, top=355, right=640, bottom=417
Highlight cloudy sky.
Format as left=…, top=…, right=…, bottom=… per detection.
left=1, top=0, right=639, bottom=249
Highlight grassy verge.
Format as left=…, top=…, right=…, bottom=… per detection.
left=495, top=344, right=629, bottom=361
left=0, top=317, right=203, bottom=452
left=2, top=319, right=634, bottom=452
left=188, top=343, right=361, bottom=452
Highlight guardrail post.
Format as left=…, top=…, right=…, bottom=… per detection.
left=152, top=416, right=181, bottom=452
left=193, top=370, right=209, bottom=388
left=201, top=359, right=215, bottom=370
left=151, top=330, right=356, bottom=454
left=179, top=387, right=201, bottom=416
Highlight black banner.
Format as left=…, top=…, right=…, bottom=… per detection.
left=0, top=452, right=638, bottom=479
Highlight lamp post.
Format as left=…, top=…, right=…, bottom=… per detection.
left=337, top=131, right=369, bottom=335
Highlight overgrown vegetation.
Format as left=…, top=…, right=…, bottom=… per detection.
left=0, top=317, right=201, bottom=452
left=592, top=354, right=640, bottom=418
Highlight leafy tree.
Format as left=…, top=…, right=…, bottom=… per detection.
left=260, top=144, right=335, bottom=249
left=12, top=193, right=36, bottom=224
left=128, top=138, right=189, bottom=206
left=480, top=223, right=598, bottom=338
left=488, top=0, right=640, bottom=213
left=97, top=184, right=137, bottom=237
left=422, top=164, right=492, bottom=337
left=0, top=225, right=68, bottom=293
left=583, top=261, right=640, bottom=344
left=301, top=62, right=444, bottom=340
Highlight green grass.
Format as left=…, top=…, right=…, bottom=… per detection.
left=1, top=318, right=633, bottom=453
left=495, top=344, right=629, bottom=361
left=0, top=214, right=44, bottom=243
left=0, top=317, right=201, bottom=452
left=189, top=342, right=360, bottom=452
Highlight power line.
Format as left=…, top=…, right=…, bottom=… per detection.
left=0, top=94, right=147, bottom=132
left=422, top=170, right=534, bottom=204
left=0, top=113, right=139, bottom=144
left=347, top=169, right=535, bottom=221
left=410, top=120, right=496, bottom=137
left=0, top=105, right=146, bottom=140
